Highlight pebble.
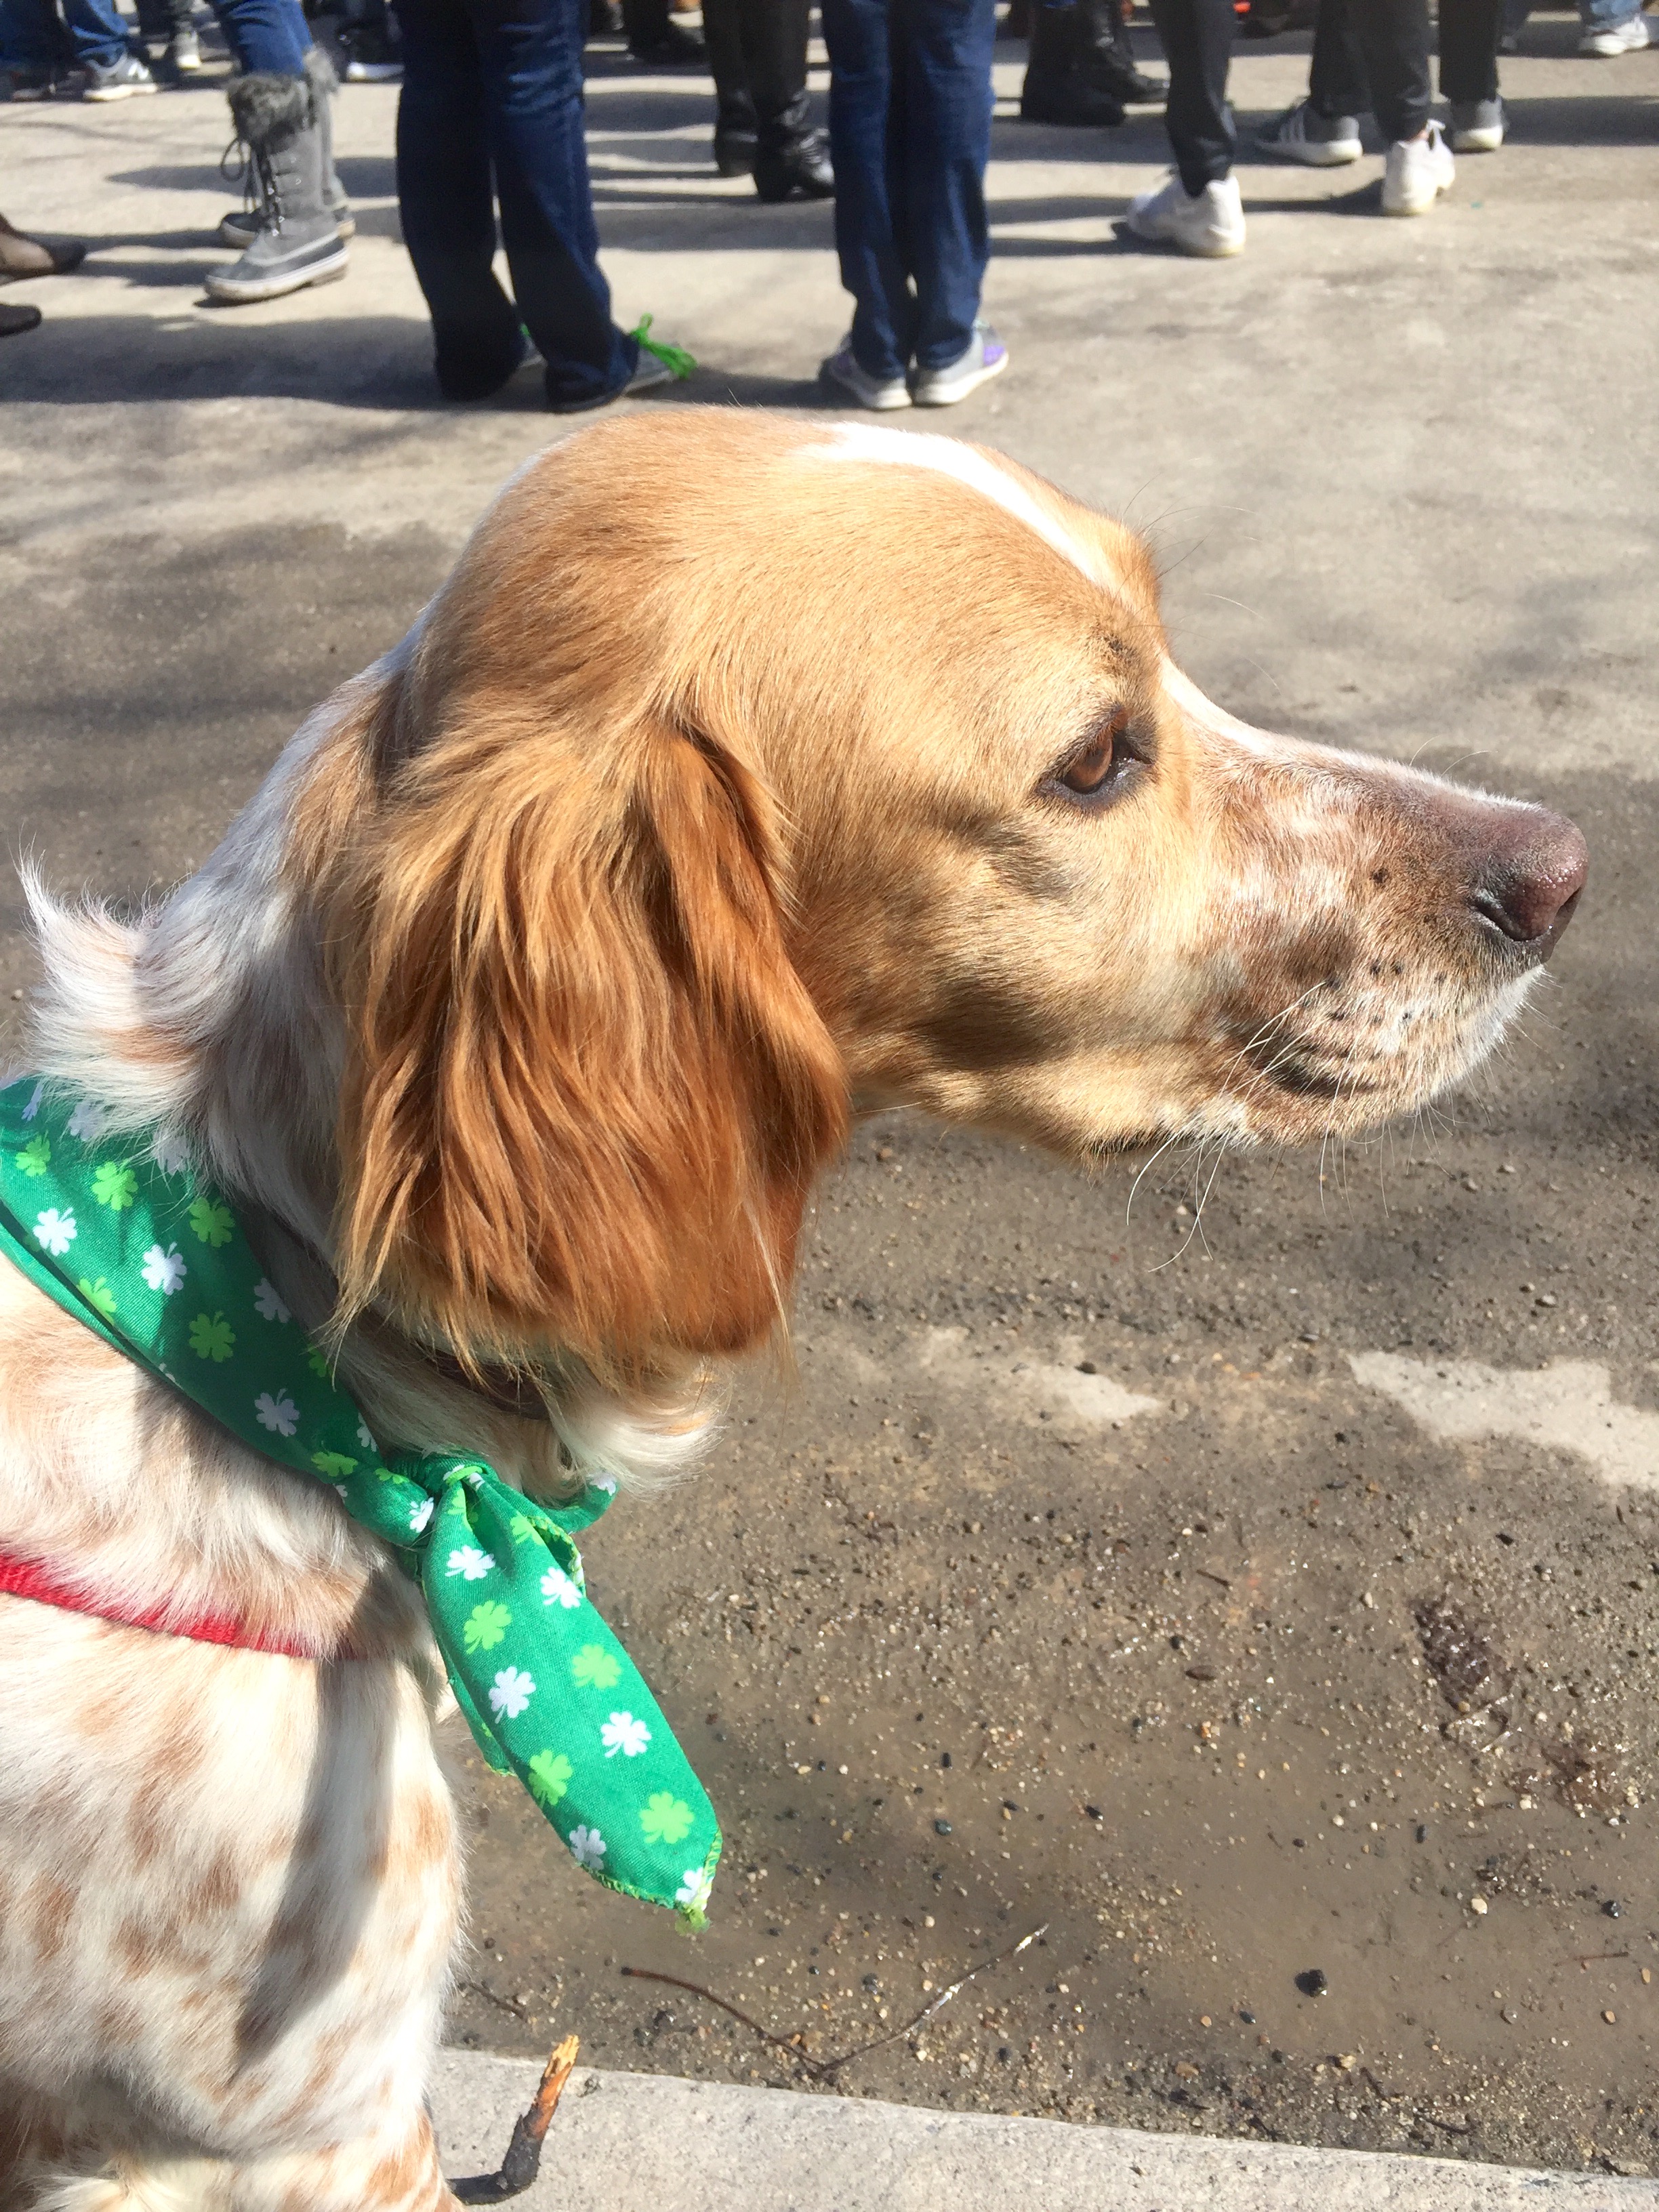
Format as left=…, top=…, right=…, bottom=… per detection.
left=1471, top=1896, right=1489, bottom=1915
left=1605, top=2010, right=1618, bottom=2025
left=935, top=1819, right=952, bottom=1835
left=1296, top=1969, right=1328, bottom=1997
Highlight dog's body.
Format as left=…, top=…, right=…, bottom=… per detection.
left=0, top=413, right=1583, bottom=2209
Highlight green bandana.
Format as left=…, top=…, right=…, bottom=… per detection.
left=0, top=1076, right=720, bottom=1925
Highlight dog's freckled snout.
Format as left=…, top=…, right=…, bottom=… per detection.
left=1466, top=806, right=1587, bottom=958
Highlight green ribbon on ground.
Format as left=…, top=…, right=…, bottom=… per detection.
left=0, top=1075, right=720, bottom=1925
left=628, top=312, right=698, bottom=380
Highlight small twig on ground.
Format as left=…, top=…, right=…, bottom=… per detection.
left=1196, top=1569, right=1231, bottom=1589
left=1574, top=1950, right=1631, bottom=1969
left=457, top=1978, right=532, bottom=2022
left=451, top=2034, right=581, bottom=2203
left=621, top=1923, right=1049, bottom=2085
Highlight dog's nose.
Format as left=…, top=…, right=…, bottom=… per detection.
left=1468, top=807, right=1587, bottom=957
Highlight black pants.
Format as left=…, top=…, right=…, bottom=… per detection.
left=703, top=0, right=811, bottom=146
left=1147, top=0, right=1236, bottom=194
left=1310, top=0, right=1500, bottom=140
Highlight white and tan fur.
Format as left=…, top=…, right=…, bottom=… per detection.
left=0, top=411, right=1583, bottom=2208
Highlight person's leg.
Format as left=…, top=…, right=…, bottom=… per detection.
left=0, top=0, right=67, bottom=75
left=1577, top=0, right=1648, bottom=44
left=702, top=0, right=759, bottom=171
left=1345, top=0, right=1431, bottom=142
left=823, top=0, right=912, bottom=384
left=474, top=0, right=636, bottom=409
left=1146, top=0, right=1235, bottom=194
left=1307, top=0, right=1370, bottom=117
left=57, top=0, right=136, bottom=69
left=1438, top=0, right=1500, bottom=105
left=396, top=0, right=523, bottom=394
left=902, top=0, right=996, bottom=373
left=742, top=0, right=834, bottom=198
left=210, top=0, right=311, bottom=72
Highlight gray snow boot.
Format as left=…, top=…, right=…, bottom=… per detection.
left=206, top=64, right=349, bottom=303
left=219, top=49, right=354, bottom=248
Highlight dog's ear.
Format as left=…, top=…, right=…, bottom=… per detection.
left=322, top=702, right=848, bottom=1380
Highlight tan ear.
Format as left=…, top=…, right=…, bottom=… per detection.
left=321, top=703, right=848, bottom=1380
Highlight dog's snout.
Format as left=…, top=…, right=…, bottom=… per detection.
left=1465, top=806, right=1587, bottom=958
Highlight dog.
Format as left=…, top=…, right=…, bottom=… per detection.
left=0, top=410, right=1584, bottom=2209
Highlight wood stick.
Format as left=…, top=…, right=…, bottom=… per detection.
left=451, top=2034, right=580, bottom=2203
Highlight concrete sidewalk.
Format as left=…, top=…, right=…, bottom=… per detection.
left=432, top=2050, right=1659, bottom=2210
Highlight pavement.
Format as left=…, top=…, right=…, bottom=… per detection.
left=431, top=2049, right=1659, bottom=2208
left=5, top=5, right=1659, bottom=2192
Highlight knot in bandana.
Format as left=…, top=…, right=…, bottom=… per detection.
left=0, top=1076, right=720, bottom=1925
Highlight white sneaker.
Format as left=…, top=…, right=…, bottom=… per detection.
left=1579, top=12, right=1652, bottom=52
left=1381, top=119, right=1455, bottom=215
left=1127, top=172, right=1245, bottom=258
left=819, top=335, right=911, bottom=410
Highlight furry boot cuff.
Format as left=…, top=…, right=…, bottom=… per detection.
left=226, top=70, right=311, bottom=149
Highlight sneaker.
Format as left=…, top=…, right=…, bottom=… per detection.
left=1381, top=118, right=1454, bottom=213
left=0, top=300, right=43, bottom=337
left=340, top=23, right=402, bottom=79
left=1126, top=171, right=1246, bottom=257
left=0, top=66, right=56, bottom=99
left=1256, top=96, right=1361, bottom=164
left=819, top=335, right=911, bottom=411
left=81, top=49, right=157, bottom=99
left=1449, top=96, right=1504, bottom=150
left=912, top=321, right=1009, bottom=407
left=1579, top=12, right=1651, bottom=51
left=165, top=25, right=201, bottom=71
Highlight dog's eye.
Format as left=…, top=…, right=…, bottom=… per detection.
left=1046, top=708, right=1136, bottom=806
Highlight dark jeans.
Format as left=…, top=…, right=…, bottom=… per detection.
left=136, top=0, right=194, bottom=42
left=1146, top=0, right=1237, bottom=194
left=210, top=0, right=311, bottom=71
left=703, top=0, right=811, bottom=146
left=1310, top=0, right=1500, bottom=135
left=396, top=0, right=636, bottom=408
left=821, top=0, right=996, bottom=382
left=1, top=0, right=129, bottom=70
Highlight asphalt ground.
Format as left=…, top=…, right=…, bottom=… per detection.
left=3, top=7, right=1658, bottom=2181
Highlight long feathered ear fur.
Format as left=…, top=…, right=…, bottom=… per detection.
left=313, top=691, right=848, bottom=1384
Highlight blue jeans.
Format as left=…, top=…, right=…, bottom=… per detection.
left=1, top=0, right=129, bottom=71
left=396, top=0, right=635, bottom=409
left=821, top=0, right=997, bottom=382
left=209, top=0, right=312, bottom=73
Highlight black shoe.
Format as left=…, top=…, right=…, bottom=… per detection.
left=629, top=22, right=705, bottom=64
left=0, top=300, right=42, bottom=335
left=588, top=0, right=623, bottom=30
left=1077, top=0, right=1162, bottom=103
left=0, top=66, right=56, bottom=99
left=1019, top=73, right=1124, bottom=124
left=714, top=125, right=758, bottom=176
left=753, top=127, right=834, bottom=201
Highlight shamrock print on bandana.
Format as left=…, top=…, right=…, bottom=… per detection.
left=14, top=1135, right=49, bottom=1179
left=640, top=1793, right=694, bottom=1847
left=568, top=1825, right=607, bottom=1870
left=571, top=1644, right=621, bottom=1692
left=540, top=1564, right=582, bottom=1610
left=252, top=1277, right=291, bottom=1324
left=676, top=1866, right=714, bottom=1914
left=33, top=1207, right=76, bottom=1256
left=255, top=1390, right=299, bottom=1437
left=489, top=1666, right=536, bottom=1721
left=77, top=1275, right=117, bottom=1321
left=446, top=1546, right=495, bottom=1582
left=600, top=1712, right=651, bottom=1760
left=528, top=1750, right=573, bottom=1807
left=66, top=1099, right=108, bottom=1143
left=188, top=1311, right=235, bottom=1362
left=464, top=1600, right=512, bottom=1654
left=188, top=1196, right=234, bottom=1248
left=142, top=1244, right=186, bottom=1296
left=91, top=1161, right=137, bottom=1212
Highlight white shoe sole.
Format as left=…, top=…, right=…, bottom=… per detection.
left=913, top=350, right=1009, bottom=407
left=1450, top=124, right=1503, bottom=150
left=1258, top=134, right=1361, bottom=165
left=1129, top=216, right=1245, bottom=257
left=1382, top=186, right=1448, bottom=214
left=344, top=62, right=403, bottom=80
left=83, top=78, right=157, bottom=100
left=205, top=250, right=348, bottom=304
left=1578, top=23, right=1650, bottom=50
left=822, top=361, right=910, bottom=410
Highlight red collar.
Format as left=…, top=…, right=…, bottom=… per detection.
left=0, top=1549, right=363, bottom=1660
